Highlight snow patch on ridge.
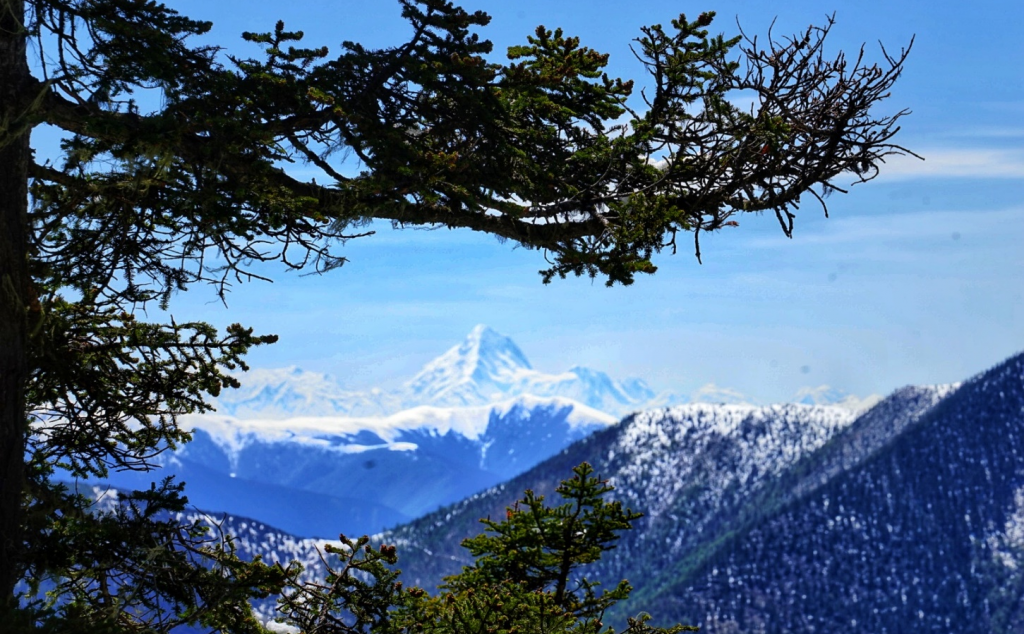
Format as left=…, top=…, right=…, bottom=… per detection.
left=610, top=403, right=857, bottom=522
left=184, top=394, right=616, bottom=465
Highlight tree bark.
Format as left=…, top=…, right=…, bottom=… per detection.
left=0, top=0, right=30, bottom=607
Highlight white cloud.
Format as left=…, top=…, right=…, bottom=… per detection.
left=876, top=147, right=1024, bottom=180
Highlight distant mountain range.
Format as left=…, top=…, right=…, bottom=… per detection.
left=212, top=325, right=880, bottom=419
left=89, top=325, right=877, bottom=538
left=379, top=350, right=1024, bottom=633
left=212, top=325, right=670, bottom=419
left=98, top=395, right=614, bottom=538
left=112, top=325, right=870, bottom=538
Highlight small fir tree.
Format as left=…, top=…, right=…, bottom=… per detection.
left=282, top=463, right=697, bottom=634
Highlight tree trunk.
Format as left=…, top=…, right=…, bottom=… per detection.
left=0, top=0, right=30, bottom=607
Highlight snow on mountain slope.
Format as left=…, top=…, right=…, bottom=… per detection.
left=186, top=394, right=615, bottom=467
left=214, top=366, right=401, bottom=419
left=382, top=401, right=860, bottom=586
left=94, top=394, right=619, bottom=535
left=381, top=382, right=957, bottom=595
left=605, top=403, right=856, bottom=523
left=213, top=326, right=683, bottom=420
left=402, top=325, right=661, bottom=416
left=630, top=359, right=1021, bottom=632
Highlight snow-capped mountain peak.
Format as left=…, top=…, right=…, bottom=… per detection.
left=404, top=325, right=533, bottom=406
left=211, top=326, right=669, bottom=419
left=214, top=326, right=694, bottom=419
left=210, top=326, right=883, bottom=424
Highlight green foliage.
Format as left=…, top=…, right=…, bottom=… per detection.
left=278, top=535, right=403, bottom=634
left=451, top=463, right=638, bottom=618
left=28, top=301, right=275, bottom=480
left=283, top=464, right=697, bottom=634
left=19, top=478, right=290, bottom=634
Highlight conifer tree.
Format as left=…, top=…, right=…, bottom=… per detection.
left=0, top=0, right=913, bottom=629
left=282, top=463, right=696, bottom=634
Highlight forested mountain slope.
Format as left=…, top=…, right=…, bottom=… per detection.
left=381, top=360, right=999, bottom=633
left=382, top=401, right=907, bottom=587
left=641, top=352, right=1024, bottom=633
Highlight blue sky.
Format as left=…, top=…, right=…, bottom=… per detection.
left=139, top=0, right=1023, bottom=402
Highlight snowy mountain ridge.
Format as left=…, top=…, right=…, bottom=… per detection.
left=212, top=325, right=880, bottom=421
left=383, top=399, right=868, bottom=587
left=404, top=324, right=536, bottom=405
left=212, top=366, right=402, bottom=419
left=184, top=393, right=617, bottom=469
left=120, top=324, right=881, bottom=539
left=96, top=393, right=617, bottom=537
left=378, top=365, right=992, bottom=634
left=216, top=325, right=664, bottom=418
